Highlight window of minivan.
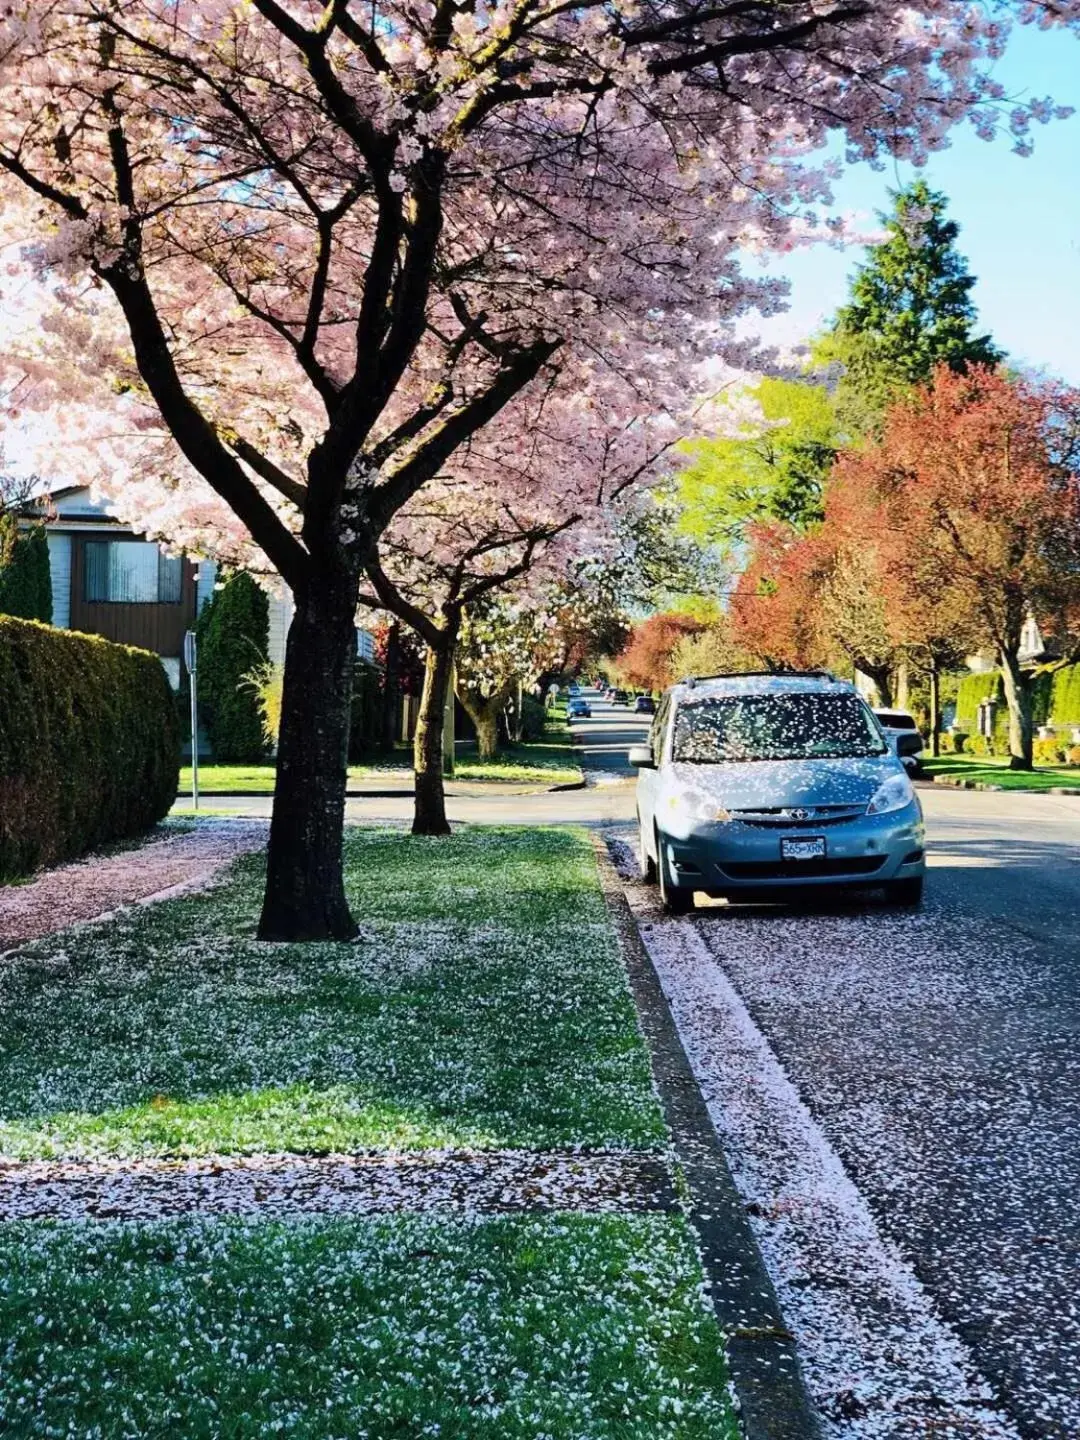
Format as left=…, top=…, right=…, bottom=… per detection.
left=672, top=692, right=889, bottom=764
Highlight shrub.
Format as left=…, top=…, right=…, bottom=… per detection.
left=0, top=617, right=179, bottom=881
left=966, top=733, right=993, bottom=757
left=0, top=516, right=52, bottom=623
left=1033, top=737, right=1067, bottom=766
left=955, top=671, right=1000, bottom=733
left=1050, top=663, right=1080, bottom=730
left=518, top=693, right=547, bottom=741
left=195, top=572, right=269, bottom=762
left=1069, top=746, right=1080, bottom=767
left=244, top=660, right=284, bottom=750
left=348, top=663, right=382, bottom=762
left=941, top=731, right=967, bottom=755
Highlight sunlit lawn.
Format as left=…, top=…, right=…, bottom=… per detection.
left=0, top=829, right=661, bottom=1160
left=0, top=1214, right=736, bottom=1440
left=922, top=754, right=1080, bottom=792
left=0, top=828, right=737, bottom=1438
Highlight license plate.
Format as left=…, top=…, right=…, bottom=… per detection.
left=781, top=837, right=826, bottom=861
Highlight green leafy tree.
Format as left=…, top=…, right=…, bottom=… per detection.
left=677, top=378, right=839, bottom=553
left=814, top=181, right=1001, bottom=433
left=0, top=515, right=52, bottom=623
left=195, top=571, right=270, bottom=762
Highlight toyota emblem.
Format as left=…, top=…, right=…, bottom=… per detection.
left=790, top=808, right=811, bottom=821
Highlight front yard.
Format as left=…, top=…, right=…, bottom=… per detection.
left=921, top=754, right=1080, bottom=792
left=0, top=828, right=735, bottom=1438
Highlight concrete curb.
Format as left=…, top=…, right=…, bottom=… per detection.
left=932, top=774, right=1080, bottom=796
left=591, top=838, right=823, bottom=1440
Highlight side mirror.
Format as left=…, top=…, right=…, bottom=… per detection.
left=628, top=745, right=655, bottom=769
left=897, top=732, right=923, bottom=758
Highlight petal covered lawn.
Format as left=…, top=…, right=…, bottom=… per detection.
left=0, top=829, right=664, bottom=1159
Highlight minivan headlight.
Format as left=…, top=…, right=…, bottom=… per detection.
left=866, top=772, right=914, bottom=816
left=666, top=792, right=730, bottom=824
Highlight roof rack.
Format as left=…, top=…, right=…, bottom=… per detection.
left=681, top=669, right=838, bottom=689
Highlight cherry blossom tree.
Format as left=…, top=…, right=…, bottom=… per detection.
left=1, top=2, right=1077, bottom=936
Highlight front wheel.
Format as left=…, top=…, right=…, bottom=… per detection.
left=886, top=876, right=924, bottom=908
left=637, top=816, right=657, bottom=884
left=658, top=831, right=694, bottom=915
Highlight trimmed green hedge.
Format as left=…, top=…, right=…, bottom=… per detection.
left=0, top=618, right=179, bottom=881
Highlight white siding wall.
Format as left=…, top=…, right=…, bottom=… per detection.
left=267, top=591, right=294, bottom=669
left=196, top=558, right=218, bottom=614
left=46, top=534, right=72, bottom=629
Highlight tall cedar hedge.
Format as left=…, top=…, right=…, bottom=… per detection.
left=0, top=617, right=179, bottom=880
left=0, top=516, right=52, bottom=623
left=195, top=572, right=269, bottom=762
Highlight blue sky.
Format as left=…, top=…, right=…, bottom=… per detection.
left=750, top=27, right=1080, bottom=383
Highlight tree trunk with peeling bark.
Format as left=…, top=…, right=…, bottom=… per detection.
left=458, top=683, right=512, bottom=760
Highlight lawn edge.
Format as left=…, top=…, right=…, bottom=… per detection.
left=590, top=835, right=823, bottom=1440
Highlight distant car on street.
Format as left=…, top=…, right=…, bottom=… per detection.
left=874, top=709, right=925, bottom=775
left=568, top=682, right=581, bottom=696
left=634, top=695, right=656, bottom=715
left=630, top=671, right=925, bottom=913
left=611, top=689, right=629, bottom=706
left=568, top=697, right=592, bottom=718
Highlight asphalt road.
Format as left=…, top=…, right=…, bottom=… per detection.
left=575, top=690, right=1080, bottom=1440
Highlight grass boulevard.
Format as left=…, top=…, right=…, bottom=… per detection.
left=0, top=826, right=736, bottom=1439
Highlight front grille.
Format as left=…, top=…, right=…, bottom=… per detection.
left=718, top=856, right=887, bottom=881
left=729, top=804, right=867, bottom=828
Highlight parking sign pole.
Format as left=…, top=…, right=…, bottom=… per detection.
left=184, top=629, right=199, bottom=811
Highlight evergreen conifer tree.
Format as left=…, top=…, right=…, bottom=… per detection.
left=814, top=181, right=1001, bottom=433
left=0, top=515, right=52, bottom=623
left=195, top=571, right=270, bottom=762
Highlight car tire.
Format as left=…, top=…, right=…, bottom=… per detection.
left=657, top=831, right=694, bottom=914
left=886, top=876, right=924, bottom=908
left=638, top=816, right=657, bottom=884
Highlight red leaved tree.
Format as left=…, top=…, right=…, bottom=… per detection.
left=616, top=613, right=705, bottom=692
left=837, top=366, right=1080, bottom=768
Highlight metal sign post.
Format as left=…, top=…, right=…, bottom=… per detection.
left=183, top=629, right=199, bottom=811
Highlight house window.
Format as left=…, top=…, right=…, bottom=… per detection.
left=85, top=540, right=183, bottom=604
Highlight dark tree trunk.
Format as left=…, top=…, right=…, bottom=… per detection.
left=863, top=664, right=894, bottom=709
left=999, top=648, right=1034, bottom=770
left=258, top=568, right=360, bottom=941
left=412, top=622, right=459, bottom=836
left=929, top=664, right=940, bottom=758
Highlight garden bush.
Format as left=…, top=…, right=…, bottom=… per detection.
left=1033, top=737, right=1068, bottom=766
left=0, top=617, right=179, bottom=880
left=1069, top=746, right=1080, bottom=767
left=1050, top=663, right=1080, bottom=730
left=0, top=516, right=51, bottom=623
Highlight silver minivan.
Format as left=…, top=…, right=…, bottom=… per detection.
left=631, top=672, right=926, bottom=913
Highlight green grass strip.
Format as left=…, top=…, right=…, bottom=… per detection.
left=0, top=829, right=663, bottom=1159
left=0, top=1213, right=735, bottom=1439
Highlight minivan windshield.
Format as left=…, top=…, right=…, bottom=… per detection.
left=672, top=692, right=889, bottom=764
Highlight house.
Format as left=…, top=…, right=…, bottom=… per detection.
left=38, top=485, right=375, bottom=685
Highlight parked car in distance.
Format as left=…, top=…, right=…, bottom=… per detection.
left=611, top=689, right=629, bottom=706
left=634, top=695, right=656, bottom=715
left=874, top=709, right=925, bottom=774
left=568, top=682, right=581, bottom=696
left=631, top=672, right=925, bottom=914
left=568, top=697, right=592, bottom=718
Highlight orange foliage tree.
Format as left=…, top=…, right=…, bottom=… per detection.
left=616, top=612, right=705, bottom=692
